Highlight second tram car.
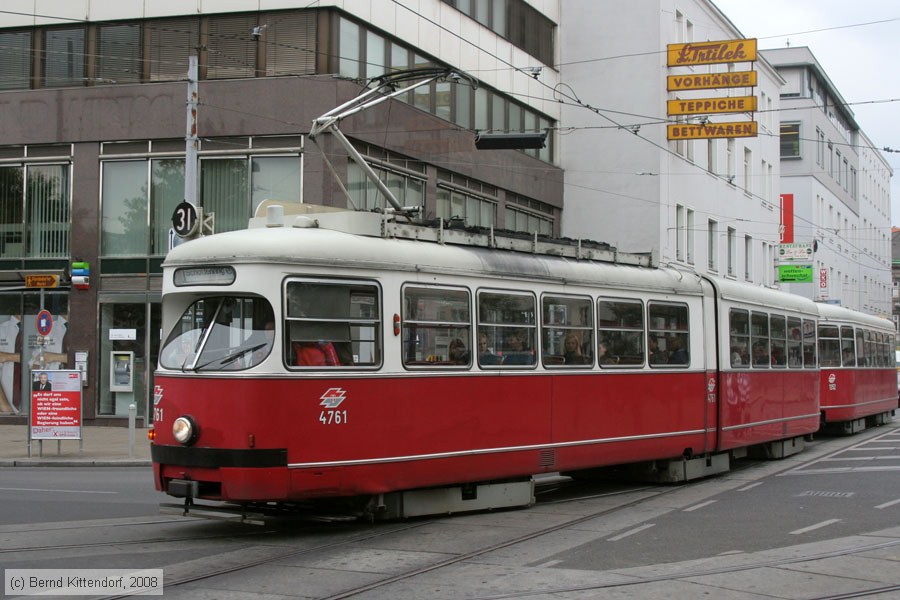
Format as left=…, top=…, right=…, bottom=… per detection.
left=815, top=303, right=897, bottom=433
left=150, top=208, right=897, bottom=519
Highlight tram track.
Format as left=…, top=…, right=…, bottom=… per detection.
left=468, top=535, right=900, bottom=599
left=0, top=525, right=276, bottom=555
left=10, top=425, right=895, bottom=600
left=122, top=483, right=669, bottom=600
left=162, top=429, right=893, bottom=600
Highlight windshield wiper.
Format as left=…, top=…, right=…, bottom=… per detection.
left=195, top=343, right=267, bottom=370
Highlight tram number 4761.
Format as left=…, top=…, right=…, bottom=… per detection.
left=319, top=410, right=348, bottom=425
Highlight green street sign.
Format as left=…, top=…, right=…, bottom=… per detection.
left=778, top=264, right=813, bottom=283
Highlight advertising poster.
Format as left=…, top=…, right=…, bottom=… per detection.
left=29, top=370, right=83, bottom=440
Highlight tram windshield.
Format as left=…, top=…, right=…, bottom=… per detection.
left=159, top=296, right=275, bottom=371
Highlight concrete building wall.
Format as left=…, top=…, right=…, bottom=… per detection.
left=764, top=47, right=892, bottom=317
left=0, top=2, right=565, bottom=424
left=9, top=0, right=563, bottom=122
left=559, top=0, right=783, bottom=285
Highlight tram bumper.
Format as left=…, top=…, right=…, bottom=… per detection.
left=167, top=479, right=199, bottom=499
left=152, top=445, right=290, bottom=501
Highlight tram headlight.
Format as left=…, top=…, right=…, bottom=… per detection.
left=172, top=416, right=199, bottom=445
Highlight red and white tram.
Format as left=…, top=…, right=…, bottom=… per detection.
left=815, top=303, right=897, bottom=433
left=149, top=208, right=895, bottom=518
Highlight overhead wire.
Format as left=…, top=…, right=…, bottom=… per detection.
left=1, top=3, right=896, bottom=280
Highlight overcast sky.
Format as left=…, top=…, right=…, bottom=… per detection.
left=712, top=0, right=900, bottom=228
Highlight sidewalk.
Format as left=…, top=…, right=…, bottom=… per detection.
left=0, top=424, right=151, bottom=467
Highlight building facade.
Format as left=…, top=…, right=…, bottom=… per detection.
left=0, top=1, right=892, bottom=426
left=764, top=47, right=892, bottom=316
left=0, top=0, right=564, bottom=424
left=558, top=0, right=785, bottom=286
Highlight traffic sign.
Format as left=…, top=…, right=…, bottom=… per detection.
left=36, top=309, right=53, bottom=336
left=25, top=274, right=59, bottom=288
left=172, top=201, right=199, bottom=237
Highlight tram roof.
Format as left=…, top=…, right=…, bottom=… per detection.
left=815, top=301, right=894, bottom=331
left=164, top=211, right=705, bottom=295
left=704, top=275, right=821, bottom=315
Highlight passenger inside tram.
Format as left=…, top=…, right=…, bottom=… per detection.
left=752, top=341, right=770, bottom=366
left=648, top=336, right=667, bottom=365
left=597, top=338, right=616, bottom=365
left=478, top=333, right=502, bottom=365
left=293, top=341, right=341, bottom=366
left=502, top=330, right=534, bottom=365
left=564, top=332, right=588, bottom=365
left=448, top=338, right=470, bottom=365
left=668, top=336, right=689, bottom=364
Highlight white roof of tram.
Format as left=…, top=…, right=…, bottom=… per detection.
left=163, top=209, right=705, bottom=296
left=815, top=301, right=894, bottom=331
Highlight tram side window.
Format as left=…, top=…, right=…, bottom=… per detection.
left=402, top=286, right=471, bottom=367
left=541, top=295, right=593, bottom=367
left=648, top=302, right=689, bottom=367
left=787, top=317, right=803, bottom=368
left=890, top=335, right=896, bottom=366
left=750, top=312, right=769, bottom=367
left=802, top=319, right=817, bottom=367
left=871, top=331, right=880, bottom=368
left=876, top=332, right=886, bottom=367
left=884, top=333, right=891, bottom=367
left=840, top=326, right=856, bottom=367
left=865, top=330, right=875, bottom=367
left=285, top=280, right=380, bottom=368
left=477, top=291, right=536, bottom=367
left=818, top=325, right=840, bottom=367
left=597, top=298, right=644, bottom=366
left=869, top=331, right=877, bottom=366
left=770, top=315, right=786, bottom=367
left=856, top=329, right=867, bottom=367
left=729, top=309, right=749, bottom=367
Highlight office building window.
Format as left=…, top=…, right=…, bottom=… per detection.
left=201, top=155, right=301, bottom=233
left=96, top=24, right=142, bottom=84
left=0, top=30, right=32, bottom=90
left=727, top=226, right=736, bottom=277
left=0, top=164, right=70, bottom=259
left=780, top=123, right=800, bottom=157
left=743, top=148, right=752, bottom=192
left=101, top=140, right=301, bottom=263
left=437, top=187, right=496, bottom=228
left=207, top=14, right=258, bottom=79
left=708, top=219, right=718, bottom=272
left=686, top=208, right=694, bottom=265
left=816, top=127, right=825, bottom=166
left=745, top=235, right=753, bottom=280
left=43, top=27, right=86, bottom=88
left=266, top=11, right=317, bottom=76
left=337, top=15, right=554, bottom=162
left=441, top=0, right=553, bottom=64
left=505, top=193, right=554, bottom=235
left=102, top=160, right=182, bottom=257
left=349, top=161, right=425, bottom=213
left=726, top=139, right=735, bottom=179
